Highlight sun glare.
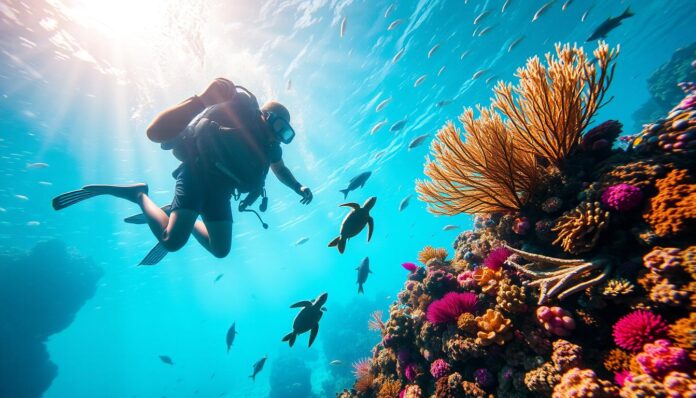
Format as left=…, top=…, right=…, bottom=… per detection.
left=66, top=0, right=172, bottom=39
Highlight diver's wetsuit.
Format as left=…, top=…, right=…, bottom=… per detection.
left=169, top=97, right=282, bottom=223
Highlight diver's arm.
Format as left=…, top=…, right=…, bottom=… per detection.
left=146, top=78, right=236, bottom=143
left=271, top=160, right=313, bottom=204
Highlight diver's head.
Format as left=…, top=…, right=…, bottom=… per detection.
left=261, top=101, right=295, bottom=144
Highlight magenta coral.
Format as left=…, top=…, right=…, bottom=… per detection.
left=404, top=363, right=417, bottom=382
left=601, top=184, right=643, bottom=212
left=430, top=359, right=451, bottom=379
left=457, top=270, right=475, bottom=289
left=636, top=339, right=690, bottom=378
left=614, top=370, right=632, bottom=387
left=474, top=368, right=494, bottom=388
left=612, top=310, right=669, bottom=352
left=402, top=262, right=418, bottom=273
left=484, top=247, right=512, bottom=271
left=426, top=292, right=478, bottom=324
left=536, top=306, right=576, bottom=336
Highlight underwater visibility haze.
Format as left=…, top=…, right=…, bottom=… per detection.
left=0, top=0, right=695, bottom=397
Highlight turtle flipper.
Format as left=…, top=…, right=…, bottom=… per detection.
left=308, top=325, right=319, bottom=347
left=339, top=202, right=360, bottom=210
left=290, top=300, right=312, bottom=308
left=282, top=331, right=296, bottom=347
left=366, top=216, right=374, bottom=242
left=328, top=236, right=346, bottom=254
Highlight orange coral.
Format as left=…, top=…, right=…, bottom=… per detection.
left=354, top=374, right=374, bottom=393
left=650, top=280, right=689, bottom=306
left=603, top=348, right=632, bottom=372
left=552, top=201, right=610, bottom=254
left=643, top=169, right=696, bottom=237
left=376, top=379, right=401, bottom=398
left=496, top=279, right=527, bottom=313
left=418, top=246, right=448, bottom=265
left=619, top=374, right=666, bottom=398
left=663, top=371, right=696, bottom=397
left=475, top=309, right=512, bottom=346
left=552, top=340, right=583, bottom=373
left=552, top=368, right=618, bottom=398
left=473, top=267, right=504, bottom=294
left=669, top=313, right=696, bottom=361
left=600, top=160, right=664, bottom=189
left=457, top=313, right=477, bottom=334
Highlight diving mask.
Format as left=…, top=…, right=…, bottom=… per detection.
left=265, top=111, right=295, bottom=144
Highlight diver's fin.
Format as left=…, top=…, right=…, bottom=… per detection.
left=82, top=183, right=148, bottom=204
left=282, top=332, right=296, bottom=347
left=366, top=217, right=374, bottom=242
left=339, top=188, right=350, bottom=199
left=308, top=325, right=319, bottom=347
left=358, top=283, right=364, bottom=294
left=290, top=301, right=312, bottom=308
left=124, top=204, right=172, bottom=224
left=52, top=189, right=101, bottom=211
left=340, top=202, right=360, bottom=210
left=139, top=242, right=168, bottom=266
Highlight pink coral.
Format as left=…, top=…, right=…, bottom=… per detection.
left=536, top=306, right=576, bottom=336
left=636, top=339, right=690, bottom=378
left=404, top=363, right=417, bottom=382
left=601, top=183, right=643, bottom=212
left=613, top=310, right=669, bottom=352
left=614, top=370, right=632, bottom=387
left=402, top=262, right=418, bottom=273
left=430, top=359, right=451, bottom=379
left=457, top=270, right=476, bottom=289
left=426, top=292, right=478, bottom=324
left=484, top=247, right=512, bottom=271
left=352, top=358, right=372, bottom=378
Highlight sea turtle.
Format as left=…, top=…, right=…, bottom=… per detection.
left=281, top=292, right=328, bottom=347
left=328, top=196, right=376, bottom=254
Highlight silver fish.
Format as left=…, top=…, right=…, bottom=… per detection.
left=427, top=43, right=440, bottom=58
left=408, top=134, right=430, bottom=150
left=473, top=10, right=490, bottom=25
left=581, top=6, right=593, bottom=22
left=472, top=69, right=488, bottom=80
left=413, top=74, right=427, bottom=87
left=294, top=237, right=310, bottom=246
left=562, top=0, right=573, bottom=11
left=26, top=162, right=48, bottom=169
left=460, top=49, right=471, bottom=60
left=442, top=224, right=459, bottom=231
left=399, top=195, right=412, bottom=212
left=376, top=98, right=391, bottom=112
left=435, top=99, right=452, bottom=107
left=502, top=0, right=511, bottom=13
left=532, top=1, right=554, bottom=22
left=340, top=17, right=347, bottom=37
left=508, top=35, right=525, bottom=52
left=437, top=65, right=446, bottom=76
left=330, top=360, right=343, bottom=366
left=370, top=120, right=388, bottom=135
left=478, top=25, right=493, bottom=37
left=390, top=119, right=408, bottom=132
left=387, top=19, right=403, bottom=31
left=384, top=3, right=395, bottom=18
left=392, top=48, right=405, bottom=63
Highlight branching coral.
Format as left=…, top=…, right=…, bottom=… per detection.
left=475, top=309, right=513, bottom=346
left=602, top=278, right=635, bottom=297
left=419, top=246, right=449, bottom=265
left=552, top=368, right=618, bottom=398
left=493, top=42, right=618, bottom=167
left=504, top=245, right=611, bottom=304
left=496, top=279, right=527, bottom=313
left=552, top=201, right=610, bottom=254
left=643, top=169, right=696, bottom=237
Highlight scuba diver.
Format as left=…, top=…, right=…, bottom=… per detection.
left=52, top=78, right=313, bottom=264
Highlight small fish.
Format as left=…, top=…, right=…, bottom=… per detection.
left=387, top=19, right=403, bottom=31
left=407, top=134, right=430, bottom=150
left=532, top=1, right=554, bottom=22
left=0, top=207, right=6, bottom=212
left=561, top=0, right=573, bottom=11
left=340, top=171, right=372, bottom=198
left=437, top=66, right=446, bottom=76
left=15, top=194, right=29, bottom=201
left=392, top=48, right=405, bottom=63
left=413, top=74, right=427, bottom=87
left=390, top=119, right=407, bottom=132
left=398, top=195, right=411, bottom=212
left=159, top=355, right=174, bottom=365
left=435, top=99, right=452, bottom=107
left=370, top=120, right=388, bottom=135
left=26, top=162, right=48, bottom=169
left=472, top=69, right=488, bottom=80
left=443, top=224, right=459, bottom=231
left=339, top=17, right=347, bottom=38
left=38, top=181, right=52, bottom=186
left=374, top=150, right=386, bottom=159
left=384, top=3, right=395, bottom=18
left=356, top=257, right=372, bottom=294
left=473, top=10, right=490, bottom=25
left=460, top=49, right=471, bottom=60
left=286, top=79, right=292, bottom=90
left=249, top=355, right=267, bottom=381
left=402, top=262, right=418, bottom=272
left=214, top=273, right=224, bottom=282
left=478, top=25, right=493, bottom=37
left=581, top=5, right=593, bottom=22
left=27, top=221, right=40, bottom=226
left=375, top=98, right=391, bottom=112
left=329, top=360, right=343, bottom=366
left=586, top=7, right=634, bottom=41
left=226, top=322, right=238, bottom=353
left=294, top=237, right=310, bottom=246
left=485, top=75, right=498, bottom=85
left=501, top=0, right=511, bottom=13
left=427, top=44, right=440, bottom=58
left=508, top=35, right=525, bottom=52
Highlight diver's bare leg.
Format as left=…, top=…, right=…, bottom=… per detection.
left=191, top=220, right=232, bottom=258
left=136, top=193, right=197, bottom=251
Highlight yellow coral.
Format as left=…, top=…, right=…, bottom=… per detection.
left=496, top=279, right=527, bottom=313
left=418, top=246, right=448, bottom=265
left=475, top=309, right=512, bottom=346
left=643, top=246, right=684, bottom=274
left=620, top=374, right=666, bottom=398
left=473, top=267, right=504, bottom=294
left=663, top=371, right=696, bottom=397
left=552, top=340, right=583, bottom=373
left=643, top=169, right=696, bottom=237
left=376, top=379, right=401, bottom=398
left=603, top=348, right=632, bottom=373
left=650, top=280, right=688, bottom=306
left=683, top=246, right=696, bottom=278
left=601, top=278, right=635, bottom=297
left=552, top=201, right=610, bottom=254
left=525, top=363, right=560, bottom=395
left=552, top=368, right=618, bottom=398
left=457, top=313, right=477, bottom=334
left=669, top=313, right=696, bottom=361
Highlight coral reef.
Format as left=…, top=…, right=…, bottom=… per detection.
left=269, top=355, right=314, bottom=398
left=339, top=43, right=695, bottom=398
left=0, top=240, right=103, bottom=398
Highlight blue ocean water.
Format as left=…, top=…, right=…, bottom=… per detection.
left=0, top=0, right=694, bottom=397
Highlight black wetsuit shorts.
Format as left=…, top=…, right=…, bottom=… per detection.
left=170, top=162, right=234, bottom=223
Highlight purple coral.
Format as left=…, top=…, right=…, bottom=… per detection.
left=426, top=292, right=478, bottom=324
left=430, top=359, right=451, bottom=379
left=601, top=183, right=643, bottom=212
left=581, top=120, right=623, bottom=151
left=484, top=247, right=511, bottom=271
left=404, top=363, right=418, bottom=382
left=636, top=339, right=690, bottom=378
left=612, top=310, right=669, bottom=352
left=474, top=368, right=494, bottom=388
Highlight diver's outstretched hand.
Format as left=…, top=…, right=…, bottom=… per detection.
left=198, top=78, right=236, bottom=107
left=299, top=186, right=313, bottom=205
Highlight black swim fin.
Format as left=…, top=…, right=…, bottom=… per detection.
left=124, top=205, right=172, bottom=224
left=139, top=242, right=168, bottom=266
left=52, top=183, right=148, bottom=210
left=52, top=189, right=101, bottom=210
